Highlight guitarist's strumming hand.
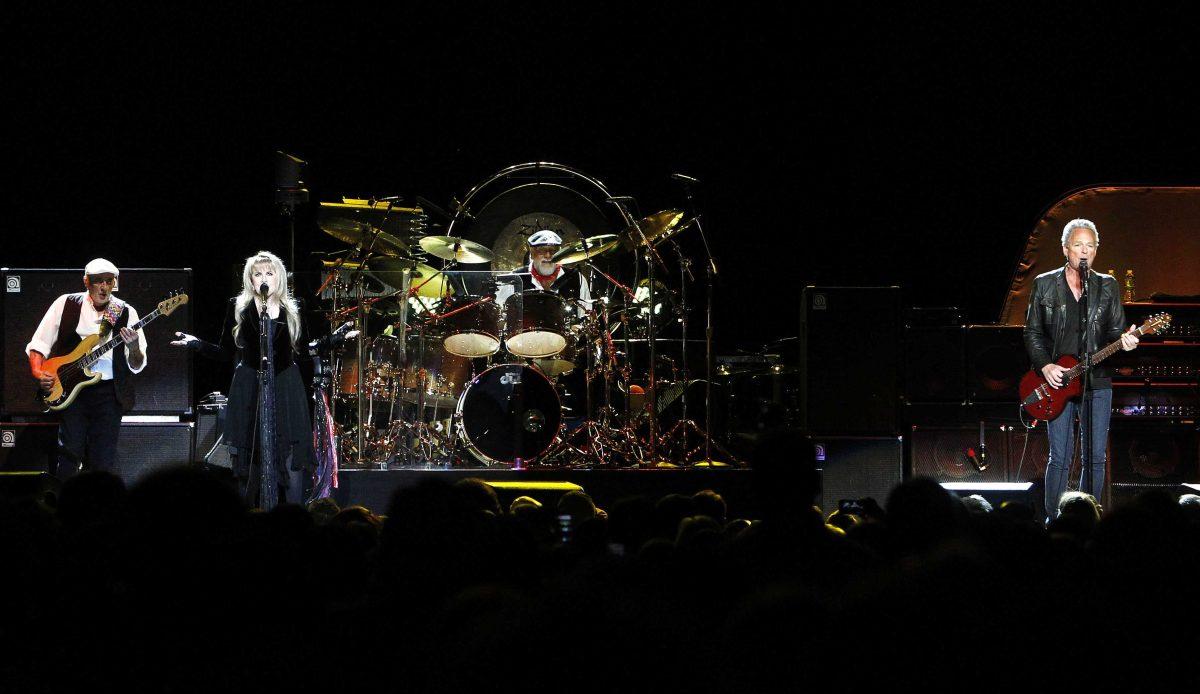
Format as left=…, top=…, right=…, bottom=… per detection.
left=1120, top=324, right=1140, bottom=352
left=1041, top=363, right=1067, bottom=389
left=35, top=371, right=55, bottom=393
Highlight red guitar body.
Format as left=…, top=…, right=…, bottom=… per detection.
left=1018, top=313, right=1171, bottom=422
left=1018, top=355, right=1083, bottom=421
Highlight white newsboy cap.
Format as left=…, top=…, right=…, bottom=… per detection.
left=83, top=258, right=120, bottom=290
left=83, top=258, right=120, bottom=277
left=527, top=229, right=563, bottom=246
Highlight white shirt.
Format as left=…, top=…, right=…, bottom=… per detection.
left=26, top=293, right=148, bottom=380
left=494, top=263, right=593, bottom=316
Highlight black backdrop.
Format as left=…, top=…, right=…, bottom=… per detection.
left=8, top=5, right=1199, bottom=405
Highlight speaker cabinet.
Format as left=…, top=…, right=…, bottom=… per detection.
left=1006, top=425, right=1050, bottom=482
left=966, top=325, right=1028, bottom=403
left=910, top=424, right=1007, bottom=481
left=0, top=422, right=58, bottom=472
left=1109, top=422, right=1199, bottom=485
left=194, top=403, right=225, bottom=462
left=2, top=268, right=193, bottom=416
left=903, top=326, right=966, bottom=403
left=114, top=422, right=194, bottom=487
left=810, top=435, right=903, bottom=513
left=801, top=287, right=901, bottom=434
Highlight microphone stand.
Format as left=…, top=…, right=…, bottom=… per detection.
left=671, top=175, right=737, bottom=466
left=1078, top=261, right=1093, bottom=500
left=257, top=287, right=279, bottom=510
left=610, top=196, right=661, bottom=466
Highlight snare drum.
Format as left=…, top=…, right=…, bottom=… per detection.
left=504, top=291, right=569, bottom=358
left=440, top=295, right=502, bottom=358
left=456, top=363, right=562, bottom=466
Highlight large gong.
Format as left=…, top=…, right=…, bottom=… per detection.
left=446, top=162, right=631, bottom=271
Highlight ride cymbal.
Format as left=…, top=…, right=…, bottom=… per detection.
left=418, top=235, right=495, bottom=264
left=619, top=209, right=685, bottom=249
left=551, top=234, right=620, bottom=265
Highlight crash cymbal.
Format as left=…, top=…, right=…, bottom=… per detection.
left=318, top=217, right=410, bottom=257
left=409, top=262, right=455, bottom=298
left=551, top=234, right=620, bottom=266
left=619, top=209, right=685, bottom=249
left=317, top=199, right=426, bottom=256
left=417, top=235, right=495, bottom=264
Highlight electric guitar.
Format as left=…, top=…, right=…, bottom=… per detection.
left=1018, top=312, right=1171, bottom=421
left=40, top=291, right=189, bottom=412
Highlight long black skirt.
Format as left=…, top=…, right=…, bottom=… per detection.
left=222, top=362, right=315, bottom=478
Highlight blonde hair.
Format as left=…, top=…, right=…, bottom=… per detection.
left=233, top=251, right=302, bottom=352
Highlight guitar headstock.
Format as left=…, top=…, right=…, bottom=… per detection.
left=1140, top=312, right=1172, bottom=336
left=158, top=290, right=190, bottom=316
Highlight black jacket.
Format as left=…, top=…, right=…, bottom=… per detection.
left=1023, top=267, right=1126, bottom=385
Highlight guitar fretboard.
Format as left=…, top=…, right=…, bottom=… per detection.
left=1063, top=324, right=1149, bottom=380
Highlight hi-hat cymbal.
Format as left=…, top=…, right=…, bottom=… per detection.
left=418, top=235, right=495, bottom=264
left=552, top=234, right=620, bottom=266
left=321, top=257, right=419, bottom=272
left=619, top=209, right=685, bottom=249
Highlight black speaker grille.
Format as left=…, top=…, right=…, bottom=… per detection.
left=801, top=287, right=901, bottom=434
left=2, top=269, right=193, bottom=416
left=811, top=435, right=903, bottom=513
left=114, top=422, right=194, bottom=487
left=910, top=424, right=1007, bottom=481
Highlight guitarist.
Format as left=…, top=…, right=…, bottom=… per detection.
left=1023, top=219, right=1139, bottom=520
left=25, top=258, right=147, bottom=479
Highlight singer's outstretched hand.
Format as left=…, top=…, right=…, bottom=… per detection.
left=170, top=331, right=199, bottom=347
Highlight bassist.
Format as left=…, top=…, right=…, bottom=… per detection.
left=26, top=258, right=147, bottom=479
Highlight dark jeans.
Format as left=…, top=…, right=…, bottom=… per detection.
left=56, top=380, right=123, bottom=480
left=1044, top=387, right=1113, bottom=519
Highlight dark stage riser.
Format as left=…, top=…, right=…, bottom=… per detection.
left=332, top=468, right=756, bottom=519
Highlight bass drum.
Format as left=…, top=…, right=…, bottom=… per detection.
left=456, top=363, right=562, bottom=466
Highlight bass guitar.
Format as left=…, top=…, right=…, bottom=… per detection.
left=41, top=291, right=189, bottom=411
left=1018, top=312, right=1171, bottom=421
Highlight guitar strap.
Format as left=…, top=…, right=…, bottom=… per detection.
left=95, top=299, right=126, bottom=337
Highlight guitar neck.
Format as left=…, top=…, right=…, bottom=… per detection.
left=82, top=308, right=161, bottom=366
left=1065, top=324, right=1147, bottom=378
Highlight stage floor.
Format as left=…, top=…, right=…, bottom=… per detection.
left=331, top=467, right=755, bottom=518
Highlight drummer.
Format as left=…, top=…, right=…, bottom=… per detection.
left=495, top=229, right=593, bottom=314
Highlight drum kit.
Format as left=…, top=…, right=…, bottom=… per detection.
left=309, top=164, right=740, bottom=470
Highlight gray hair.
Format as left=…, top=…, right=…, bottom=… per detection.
left=1061, top=218, right=1099, bottom=247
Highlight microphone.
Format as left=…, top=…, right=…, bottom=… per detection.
left=670, top=173, right=700, bottom=184
left=259, top=282, right=270, bottom=297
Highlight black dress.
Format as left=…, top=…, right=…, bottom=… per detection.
left=191, top=298, right=315, bottom=479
